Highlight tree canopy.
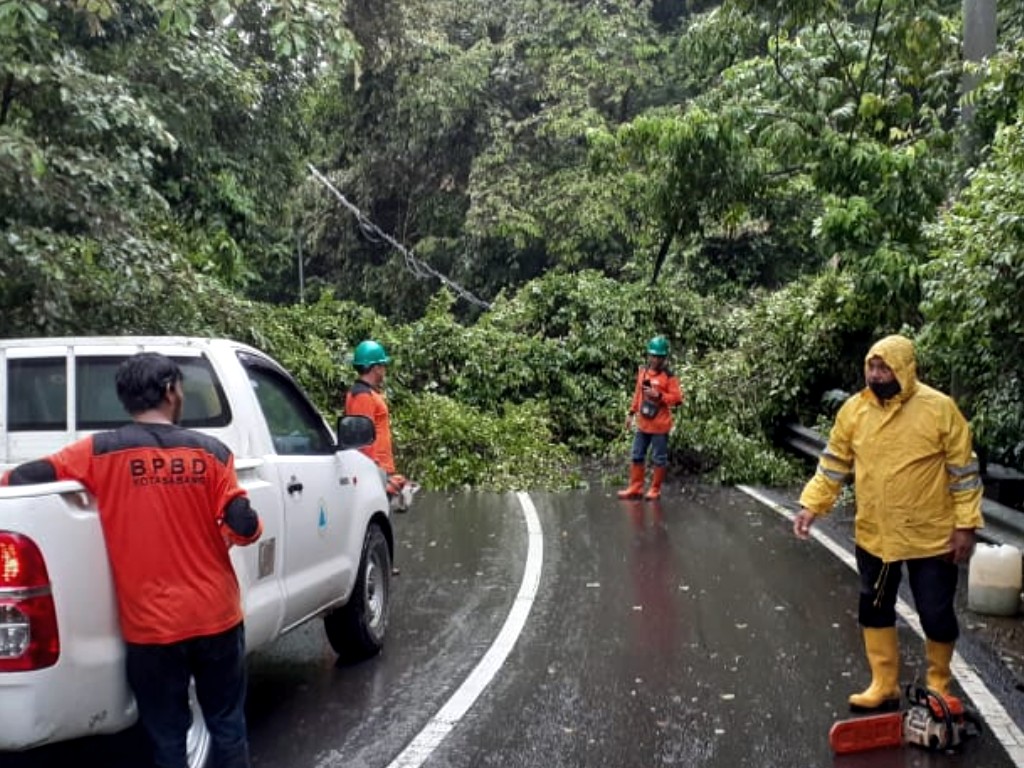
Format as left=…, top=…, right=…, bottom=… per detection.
left=2, top=0, right=1023, bottom=488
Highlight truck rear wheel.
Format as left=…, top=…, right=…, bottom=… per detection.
left=324, top=523, right=391, bottom=662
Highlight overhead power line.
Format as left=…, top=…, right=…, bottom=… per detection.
left=307, top=164, right=492, bottom=311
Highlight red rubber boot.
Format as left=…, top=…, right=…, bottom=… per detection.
left=617, top=463, right=646, bottom=499
left=644, top=466, right=666, bottom=501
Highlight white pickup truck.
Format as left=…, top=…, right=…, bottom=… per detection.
left=0, top=336, right=395, bottom=766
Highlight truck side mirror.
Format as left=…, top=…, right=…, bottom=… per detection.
left=337, top=415, right=375, bottom=450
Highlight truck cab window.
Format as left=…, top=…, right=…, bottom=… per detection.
left=76, top=355, right=231, bottom=429
left=243, top=362, right=334, bottom=456
left=7, top=359, right=67, bottom=430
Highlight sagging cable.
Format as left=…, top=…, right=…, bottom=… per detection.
left=307, top=164, right=492, bottom=311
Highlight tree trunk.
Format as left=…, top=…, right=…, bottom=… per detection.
left=1, top=74, right=14, bottom=127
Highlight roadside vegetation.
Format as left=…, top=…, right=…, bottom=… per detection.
left=2, top=1, right=1022, bottom=490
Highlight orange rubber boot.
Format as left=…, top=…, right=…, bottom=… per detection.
left=617, top=463, right=646, bottom=499
left=644, top=466, right=666, bottom=500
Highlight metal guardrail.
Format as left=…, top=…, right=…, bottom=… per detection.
left=779, top=423, right=827, bottom=456
left=779, top=422, right=1024, bottom=552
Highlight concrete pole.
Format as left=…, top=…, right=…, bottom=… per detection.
left=961, top=0, right=997, bottom=124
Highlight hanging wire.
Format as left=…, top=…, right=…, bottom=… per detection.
left=307, top=164, right=492, bottom=310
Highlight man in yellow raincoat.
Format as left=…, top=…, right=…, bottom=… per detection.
left=793, top=335, right=983, bottom=711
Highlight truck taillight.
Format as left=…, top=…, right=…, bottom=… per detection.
left=0, top=532, right=59, bottom=671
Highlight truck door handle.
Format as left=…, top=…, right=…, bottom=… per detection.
left=287, top=481, right=304, bottom=495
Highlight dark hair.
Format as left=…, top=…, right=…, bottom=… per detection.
left=115, top=353, right=183, bottom=415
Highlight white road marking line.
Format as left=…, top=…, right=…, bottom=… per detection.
left=384, top=491, right=544, bottom=768
left=737, top=485, right=1024, bottom=766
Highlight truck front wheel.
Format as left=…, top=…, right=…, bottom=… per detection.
left=324, top=523, right=391, bottom=662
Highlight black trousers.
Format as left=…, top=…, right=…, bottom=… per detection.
left=125, top=622, right=250, bottom=768
left=855, top=546, right=960, bottom=642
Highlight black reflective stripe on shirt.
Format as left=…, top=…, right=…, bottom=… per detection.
left=7, top=459, right=58, bottom=486
left=223, top=496, right=259, bottom=537
left=93, top=423, right=232, bottom=466
left=349, top=380, right=374, bottom=397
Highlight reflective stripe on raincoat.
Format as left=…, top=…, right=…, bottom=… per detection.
left=799, top=335, right=984, bottom=562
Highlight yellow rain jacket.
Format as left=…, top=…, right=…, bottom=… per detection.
left=799, top=335, right=984, bottom=562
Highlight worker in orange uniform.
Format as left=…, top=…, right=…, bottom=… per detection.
left=345, top=340, right=410, bottom=508
left=2, top=352, right=262, bottom=768
left=618, top=335, right=684, bottom=501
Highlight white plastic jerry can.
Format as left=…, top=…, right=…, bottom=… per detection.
left=967, top=543, right=1023, bottom=616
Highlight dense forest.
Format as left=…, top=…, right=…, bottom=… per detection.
left=2, top=0, right=1023, bottom=490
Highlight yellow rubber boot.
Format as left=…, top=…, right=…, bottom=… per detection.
left=644, top=466, right=666, bottom=501
left=925, top=640, right=955, bottom=696
left=849, top=627, right=901, bottom=712
left=617, top=463, right=646, bottom=499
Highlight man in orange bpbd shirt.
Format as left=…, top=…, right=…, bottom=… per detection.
left=2, top=353, right=262, bottom=768
left=617, top=335, right=684, bottom=501
left=345, top=339, right=411, bottom=509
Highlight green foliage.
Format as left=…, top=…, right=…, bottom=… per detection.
left=395, top=394, right=577, bottom=491
left=305, top=0, right=674, bottom=318
left=390, top=273, right=708, bottom=453
left=679, top=415, right=800, bottom=485
left=727, top=272, right=865, bottom=425
left=216, top=290, right=582, bottom=492
left=4, top=0, right=1024, bottom=487
left=812, top=135, right=952, bottom=250
left=613, top=1, right=962, bottom=302
left=0, top=0, right=356, bottom=327
left=670, top=269, right=870, bottom=484
left=241, top=292, right=387, bottom=416
left=673, top=5, right=764, bottom=95
left=597, top=104, right=765, bottom=239
left=967, top=39, right=1024, bottom=150
left=0, top=229, right=259, bottom=338
left=920, top=111, right=1024, bottom=466
left=226, top=271, right=814, bottom=489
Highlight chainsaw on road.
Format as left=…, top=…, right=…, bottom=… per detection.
left=829, top=685, right=982, bottom=755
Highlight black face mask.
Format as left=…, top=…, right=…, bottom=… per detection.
left=869, top=379, right=902, bottom=401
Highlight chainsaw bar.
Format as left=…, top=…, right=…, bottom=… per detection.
left=830, top=712, right=904, bottom=754
left=829, top=686, right=982, bottom=755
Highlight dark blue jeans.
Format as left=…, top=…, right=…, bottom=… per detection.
left=855, top=546, right=960, bottom=642
left=125, top=622, right=250, bottom=768
left=631, top=431, right=669, bottom=467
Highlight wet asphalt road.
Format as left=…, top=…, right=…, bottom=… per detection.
left=6, top=486, right=1022, bottom=767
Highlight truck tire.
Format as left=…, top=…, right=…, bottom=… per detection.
left=186, top=681, right=212, bottom=768
left=324, top=523, right=391, bottom=662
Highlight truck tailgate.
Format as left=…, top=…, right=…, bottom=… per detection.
left=0, top=482, right=135, bottom=750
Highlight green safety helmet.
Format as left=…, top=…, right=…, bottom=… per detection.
left=646, top=336, right=669, bottom=356
left=352, top=340, right=391, bottom=368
